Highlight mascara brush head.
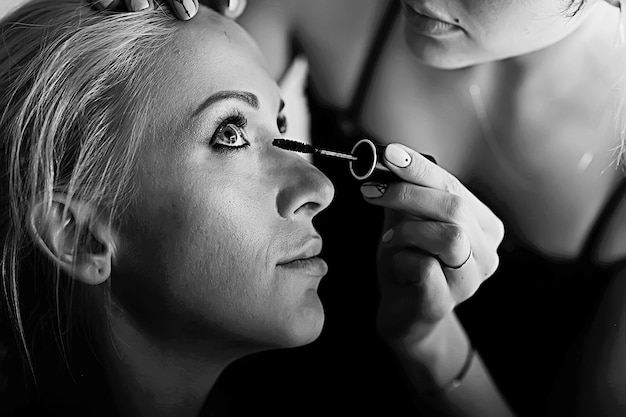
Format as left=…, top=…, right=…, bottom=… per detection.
left=273, top=138, right=436, bottom=183
left=272, top=138, right=316, bottom=154
left=272, top=138, right=358, bottom=161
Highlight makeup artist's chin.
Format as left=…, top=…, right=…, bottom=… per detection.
left=403, top=27, right=481, bottom=70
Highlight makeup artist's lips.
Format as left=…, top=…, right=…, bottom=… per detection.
left=401, top=1, right=462, bottom=37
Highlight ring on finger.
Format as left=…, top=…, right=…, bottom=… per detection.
left=440, top=247, right=473, bottom=270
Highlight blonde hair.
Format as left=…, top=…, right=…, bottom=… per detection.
left=0, top=0, right=177, bottom=382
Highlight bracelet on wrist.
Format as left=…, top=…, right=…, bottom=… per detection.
left=433, top=342, right=475, bottom=396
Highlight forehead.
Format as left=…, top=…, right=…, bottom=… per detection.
left=176, top=6, right=268, bottom=68
left=155, top=8, right=276, bottom=124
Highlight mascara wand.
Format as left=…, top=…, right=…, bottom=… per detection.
left=272, top=139, right=358, bottom=161
left=273, top=138, right=436, bottom=183
left=273, top=138, right=396, bottom=183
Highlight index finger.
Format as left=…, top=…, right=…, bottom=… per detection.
left=382, top=143, right=499, bottom=230
left=383, top=143, right=459, bottom=193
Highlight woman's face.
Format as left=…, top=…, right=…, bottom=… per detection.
left=400, top=0, right=606, bottom=68
left=113, top=9, right=334, bottom=350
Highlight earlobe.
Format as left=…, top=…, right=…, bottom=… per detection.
left=28, top=194, right=114, bottom=286
left=73, top=252, right=112, bottom=286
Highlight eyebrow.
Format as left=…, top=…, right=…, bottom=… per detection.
left=193, top=90, right=260, bottom=117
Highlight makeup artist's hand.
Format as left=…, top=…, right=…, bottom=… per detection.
left=360, top=143, right=504, bottom=344
left=93, top=0, right=198, bottom=20
left=93, top=0, right=246, bottom=20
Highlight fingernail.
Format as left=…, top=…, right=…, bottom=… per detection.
left=381, top=228, right=394, bottom=243
left=131, top=0, right=150, bottom=11
left=360, top=182, right=387, bottom=199
left=173, top=0, right=196, bottom=19
left=385, top=144, right=411, bottom=168
left=227, top=0, right=241, bottom=12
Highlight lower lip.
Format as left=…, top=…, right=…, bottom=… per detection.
left=277, top=257, right=328, bottom=276
left=403, top=5, right=461, bottom=37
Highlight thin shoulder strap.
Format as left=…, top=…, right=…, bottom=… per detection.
left=580, top=176, right=626, bottom=262
left=345, top=0, right=401, bottom=121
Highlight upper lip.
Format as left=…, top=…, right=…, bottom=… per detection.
left=277, top=236, right=323, bottom=264
left=403, top=1, right=458, bottom=26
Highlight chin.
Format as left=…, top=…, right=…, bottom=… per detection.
left=281, top=298, right=326, bottom=348
left=416, top=54, right=476, bottom=70
left=407, top=42, right=478, bottom=69
left=404, top=29, right=485, bottom=70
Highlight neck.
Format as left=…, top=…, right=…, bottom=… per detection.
left=461, top=2, right=626, bottom=126
left=495, top=3, right=623, bottom=82
left=97, top=305, right=253, bottom=417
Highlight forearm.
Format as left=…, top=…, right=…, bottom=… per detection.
left=388, top=313, right=516, bottom=417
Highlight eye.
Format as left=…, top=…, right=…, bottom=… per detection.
left=277, top=112, right=287, bottom=134
left=210, top=111, right=250, bottom=150
left=215, top=124, right=247, bottom=147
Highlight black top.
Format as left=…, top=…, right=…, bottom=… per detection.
left=295, top=1, right=626, bottom=415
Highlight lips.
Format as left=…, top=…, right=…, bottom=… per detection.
left=276, top=237, right=328, bottom=276
left=277, top=256, right=329, bottom=276
left=401, top=1, right=462, bottom=37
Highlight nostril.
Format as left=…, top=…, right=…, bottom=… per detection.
left=294, top=201, right=321, bottom=216
left=274, top=156, right=335, bottom=219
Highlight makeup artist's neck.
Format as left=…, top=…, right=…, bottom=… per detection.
left=99, top=310, right=255, bottom=417
left=458, top=3, right=624, bottom=112
left=497, top=3, right=621, bottom=83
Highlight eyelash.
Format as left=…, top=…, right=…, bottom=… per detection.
left=210, top=110, right=249, bottom=153
left=209, top=108, right=289, bottom=152
left=278, top=112, right=287, bottom=134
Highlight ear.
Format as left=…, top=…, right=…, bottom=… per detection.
left=27, top=193, right=115, bottom=286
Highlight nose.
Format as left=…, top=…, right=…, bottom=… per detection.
left=275, top=152, right=335, bottom=220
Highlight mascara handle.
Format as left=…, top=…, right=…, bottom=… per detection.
left=349, top=139, right=437, bottom=183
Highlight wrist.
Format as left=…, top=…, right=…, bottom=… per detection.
left=390, top=313, right=472, bottom=392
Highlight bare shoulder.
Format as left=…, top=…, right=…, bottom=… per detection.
left=237, top=0, right=299, bottom=80
left=239, top=0, right=386, bottom=105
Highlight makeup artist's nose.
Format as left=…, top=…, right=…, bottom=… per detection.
left=276, top=157, right=335, bottom=220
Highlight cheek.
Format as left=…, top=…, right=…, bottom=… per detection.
left=403, top=1, right=575, bottom=68
left=115, top=172, right=278, bottom=331
left=156, top=181, right=274, bottom=301
left=471, top=1, right=572, bottom=52
left=182, top=197, right=270, bottom=292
